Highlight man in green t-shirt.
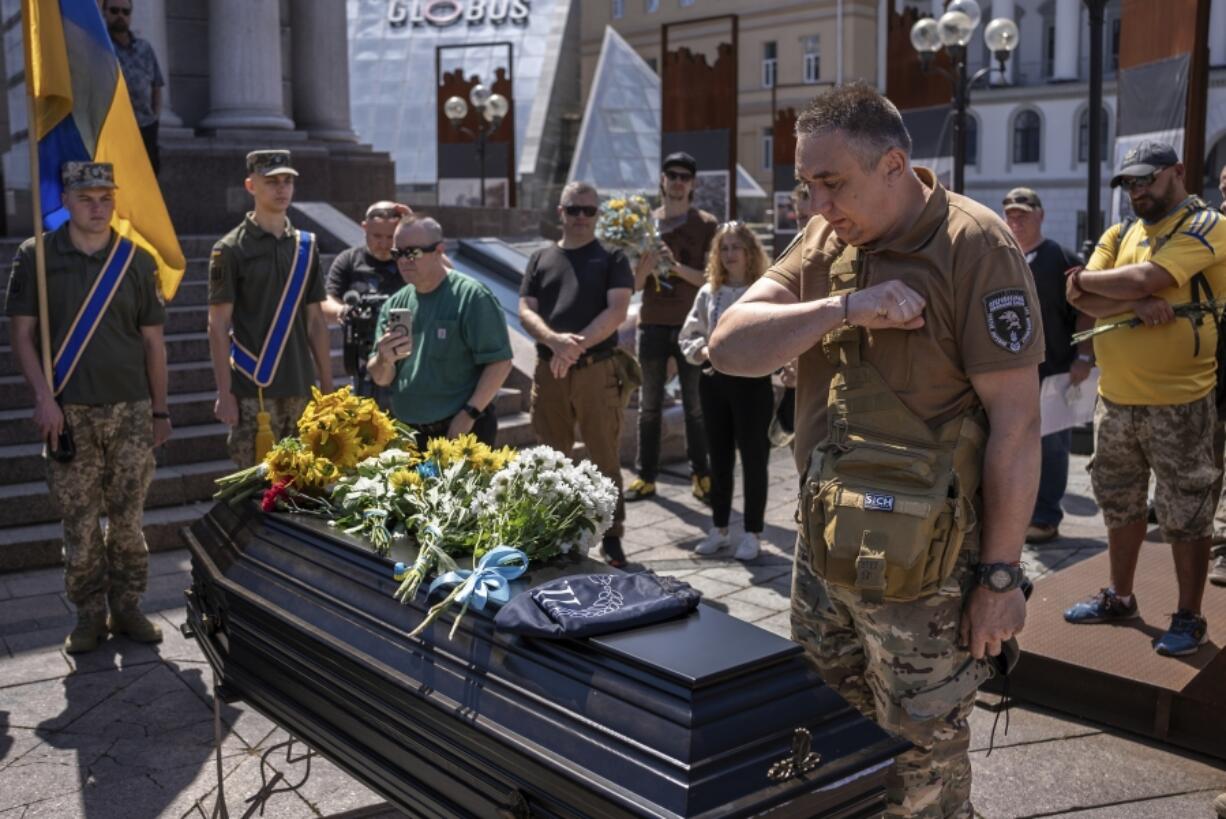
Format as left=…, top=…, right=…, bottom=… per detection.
left=4, top=161, right=170, bottom=653
left=368, top=216, right=513, bottom=446
left=207, top=150, right=334, bottom=466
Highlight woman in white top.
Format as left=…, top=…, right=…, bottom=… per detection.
left=679, top=222, right=774, bottom=561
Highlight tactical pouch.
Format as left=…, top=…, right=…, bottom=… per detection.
left=610, top=347, right=643, bottom=409
left=797, top=242, right=984, bottom=603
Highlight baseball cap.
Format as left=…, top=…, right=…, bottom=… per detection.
left=246, top=149, right=299, bottom=177
left=662, top=151, right=698, bottom=175
left=61, top=161, right=117, bottom=191
left=1110, top=141, right=1179, bottom=188
left=1002, top=187, right=1042, bottom=212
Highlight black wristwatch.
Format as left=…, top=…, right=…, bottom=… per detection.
left=152, top=411, right=171, bottom=420
left=461, top=403, right=482, bottom=420
left=974, top=562, right=1027, bottom=592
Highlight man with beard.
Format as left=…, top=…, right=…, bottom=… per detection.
left=1063, top=142, right=1226, bottom=657
left=627, top=152, right=716, bottom=505
left=104, top=0, right=164, bottom=174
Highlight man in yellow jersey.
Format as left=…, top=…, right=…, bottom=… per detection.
left=1064, top=141, right=1225, bottom=656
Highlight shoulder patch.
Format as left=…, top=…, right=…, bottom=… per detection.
left=983, top=288, right=1034, bottom=353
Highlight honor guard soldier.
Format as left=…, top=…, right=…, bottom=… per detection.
left=208, top=150, right=334, bottom=467
left=5, top=161, right=171, bottom=653
left=711, top=85, right=1042, bottom=818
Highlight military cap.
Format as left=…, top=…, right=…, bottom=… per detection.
left=61, top=161, right=117, bottom=191
left=1110, top=141, right=1179, bottom=188
left=246, top=150, right=299, bottom=177
left=1002, top=187, right=1042, bottom=212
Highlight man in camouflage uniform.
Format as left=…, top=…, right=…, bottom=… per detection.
left=207, top=150, right=333, bottom=467
left=711, top=85, right=1040, bottom=818
left=5, top=162, right=170, bottom=653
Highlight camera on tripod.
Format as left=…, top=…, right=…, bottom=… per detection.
left=342, top=288, right=391, bottom=376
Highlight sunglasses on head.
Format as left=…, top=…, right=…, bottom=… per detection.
left=107, top=6, right=130, bottom=15
left=390, top=242, right=440, bottom=261
left=664, top=170, right=694, bottom=182
left=1119, top=171, right=1161, bottom=192
left=1002, top=196, right=1037, bottom=208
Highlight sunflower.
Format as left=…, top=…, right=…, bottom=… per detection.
left=424, top=436, right=456, bottom=468
left=351, top=400, right=397, bottom=459
left=389, top=468, right=424, bottom=492
left=301, top=422, right=361, bottom=469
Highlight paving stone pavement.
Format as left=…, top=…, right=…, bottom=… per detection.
left=0, top=450, right=1222, bottom=817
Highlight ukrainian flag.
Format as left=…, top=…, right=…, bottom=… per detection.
left=22, top=0, right=185, bottom=300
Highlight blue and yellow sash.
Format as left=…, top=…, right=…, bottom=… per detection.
left=52, top=236, right=137, bottom=396
left=229, top=230, right=316, bottom=388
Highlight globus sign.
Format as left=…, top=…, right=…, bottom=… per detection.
left=386, top=0, right=531, bottom=27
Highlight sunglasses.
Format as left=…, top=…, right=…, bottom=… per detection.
left=562, top=205, right=598, bottom=218
left=665, top=170, right=694, bottom=182
left=390, top=242, right=440, bottom=261
left=1002, top=196, right=1038, bottom=208
left=107, top=6, right=131, bottom=15
left=1119, top=171, right=1160, bottom=192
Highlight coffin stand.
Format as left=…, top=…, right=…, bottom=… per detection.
left=182, top=502, right=907, bottom=818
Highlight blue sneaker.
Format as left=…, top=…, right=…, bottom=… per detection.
left=1153, top=610, right=1208, bottom=657
left=1064, top=587, right=1140, bottom=624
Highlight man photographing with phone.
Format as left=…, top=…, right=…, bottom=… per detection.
left=367, top=215, right=513, bottom=446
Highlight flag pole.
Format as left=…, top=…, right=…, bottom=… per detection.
left=21, top=8, right=53, bottom=394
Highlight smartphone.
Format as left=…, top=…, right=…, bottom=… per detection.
left=48, top=421, right=75, bottom=464
left=387, top=308, right=413, bottom=340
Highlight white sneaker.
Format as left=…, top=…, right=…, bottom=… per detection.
left=694, top=527, right=729, bottom=556
left=733, top=532, right=761, bottom=561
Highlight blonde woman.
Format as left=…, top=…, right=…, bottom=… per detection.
left=679, top=222, right=773, bottom=560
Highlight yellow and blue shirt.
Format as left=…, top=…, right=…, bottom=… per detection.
left=1088, top=198, right=1226, bottom=405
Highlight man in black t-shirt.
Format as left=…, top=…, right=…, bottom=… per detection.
left=519, top=181, right=634, bottom=566
left=323, top=201, right=410, bottom=406
left=1003, top=188, right=1088, bottom=544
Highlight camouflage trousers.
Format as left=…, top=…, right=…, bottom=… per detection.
left=1090, top=394, right=1218, bottom=542
left=791, top=534, right=989, bottom=819
left=227, top=396, right=309, bottom=468
left=46, top=401, right=156, bottom=618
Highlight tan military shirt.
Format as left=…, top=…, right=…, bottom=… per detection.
left=766, top=167, right=1045, bottom=471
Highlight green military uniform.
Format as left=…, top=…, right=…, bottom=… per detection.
left=208, top=150, right=325, bottom=466
left=3, top=162, right=165, bottom=646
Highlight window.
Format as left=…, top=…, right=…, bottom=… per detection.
left=1043, top=24, right=1055, bottom=78
left=762, top=41, right=777, bottom=88
left=762, top=127, right=773, bottom=171
left=645, top=0, right=658, bottom=11
left=1078, top=107, right=1110, bottom=163
left=803, top=35, right=820, bottom=83
left=1110, top=18, right=1121, bottom=71
left=612, top=0, right=624, bottom=19
left=965, top=115, right=978, bottom=166
left=1013, top=110, right=1041, bottom=164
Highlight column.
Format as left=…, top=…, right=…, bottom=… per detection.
left=290, top=0, right=358, bottom=141
left=130, top=0, right=182, bottom=126
left=1050, top=0, right=1080, bottom=82
left=1210, top=0, right=1226, bottom=68
left=991, top=0, right=1015, bottom=85
left=200, top=0, right=293, bottom=131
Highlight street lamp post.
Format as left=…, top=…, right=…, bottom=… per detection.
left=444, top=83, right=510, bottom=208
left=910, top=0, right=1020, bottom=194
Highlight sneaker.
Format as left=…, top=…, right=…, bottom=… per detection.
left=733, top=532, right=760, bottom=561
left=767, top=416, right=794, bottom=448
left=691, top=474, right=711, bottom=505
left=64, top=613, right=108, bottom=655
left=1024, top=522, right=1059, bottom=544
left=1063, top=587, right=1140, bottom=624
left=1210, top=554, right=1226, bottom=587
left=693, top=527, right=729, bottom=556
left=1153, top=609, right=1208, bottom=656
left=625, top=478, right=656, bottom=501
left=108, top=608, right=163, bottom=644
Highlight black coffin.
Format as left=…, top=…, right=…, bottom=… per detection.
left=182, top=502, right=907, bottom=818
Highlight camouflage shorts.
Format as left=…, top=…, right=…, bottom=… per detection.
left=227, top=396, right=310, bottom=468
left=791, top=532, right=989, bottom=819
left=1090, top=394, right=1219, bottom=542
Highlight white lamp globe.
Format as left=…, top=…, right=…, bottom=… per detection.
left=984, top=17, right=1021, bottom=54
left=444, top=95, right=468, bottom=123
left=469, top=83, right=492, bottom=108
left=483, top=93, right=510, bottom=123
left=947, top=0, right=982, bottom=30
left=937, top=10, right=975, bottom=47
left=910, top=17, right=942, bottom=53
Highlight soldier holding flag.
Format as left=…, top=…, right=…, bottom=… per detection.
left=207, top=150, right=334, bottom=467
left=5, top=162, right=170, bottom=653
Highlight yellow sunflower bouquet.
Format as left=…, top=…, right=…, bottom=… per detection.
left=596, top=195, right=673, bottom=292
